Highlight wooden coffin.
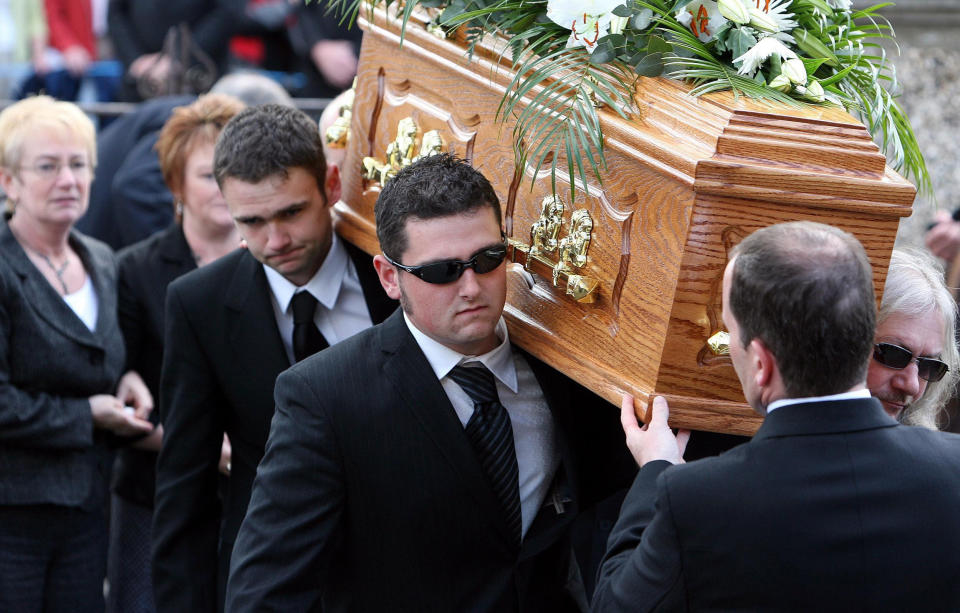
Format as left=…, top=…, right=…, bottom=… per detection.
left=334, top=6, right=916, bottom=435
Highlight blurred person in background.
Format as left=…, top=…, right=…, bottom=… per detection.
left=108, top=93, right=245, bottom=613
left=25, top=0, right=120, bottom=103
left=108, top=0, right=240, bottom=101
left=868, top=247, right=959, bottom=430
left=0, top=95, right=152, bottom=612
left=0, top=0, right=48, bottom=99
left=230, top=0, right=361, bottom=98
left=78, top=71, right=291, bottom=249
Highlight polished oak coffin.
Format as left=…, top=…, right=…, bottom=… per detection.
left=334, top=6, right=916, bottom=435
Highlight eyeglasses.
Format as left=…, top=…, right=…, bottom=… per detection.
left=873, top=342, right=949, bottom=383
left=384, top=243, right=508, bottom=284
left=18, top=159, right=91, bottom=180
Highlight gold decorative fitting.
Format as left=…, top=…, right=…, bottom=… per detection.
left=362, top=117, right=444, bottom=186
left=707, top=330, right=730, bottom=356
left=324, top=80, right=356, bottom=149
left=507, top=198, right=598, bottom=303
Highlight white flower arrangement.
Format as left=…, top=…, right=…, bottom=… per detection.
left=318, top=0, right=929, bottom=193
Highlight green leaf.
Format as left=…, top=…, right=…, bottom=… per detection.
left=591, top=43, right=617, bottom=64
left=728, top=27, right=757, bottom=61
left=648, top=34, right=672, bottom=53
left=635, top=52, right=665, bottom=76
left=800, top=57, right=828, bottom=75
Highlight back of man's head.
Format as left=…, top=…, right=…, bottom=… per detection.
left=730, top=221, right=876, bottom=398
left=214, top=104, right=326, bottom=191
left=375, top=153, right=500, bottom=260
left=210, top=71, right=294, bottom=108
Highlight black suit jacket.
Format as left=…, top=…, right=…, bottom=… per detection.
left=226, top=309, right=634, bottom=612
left=0, top=223, right=124, bottom=509
left=112, top=224, right=196, bottom=507
left=78, top=96, right=191, bottom=248
left=593, top=398, right=960, bottom=612
left=152, top=240, right=396, bottom=613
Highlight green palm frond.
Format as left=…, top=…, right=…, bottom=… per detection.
left=496, top=45, right=637, bottom=201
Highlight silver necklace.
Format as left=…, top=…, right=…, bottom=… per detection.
left=24, top=245, right=70, bottom=294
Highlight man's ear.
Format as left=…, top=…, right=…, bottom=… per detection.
left=373, top=254, right=402, bottom=300
left=750, top=338, right=776, bottom=390
left=324, top=163, right=341, bottom=207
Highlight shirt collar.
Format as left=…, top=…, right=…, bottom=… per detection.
left=263, top=233, right=347, bottom=313
left=766, top=388, right=871, bottom=414
left=403, top=312, right=518, bottom=393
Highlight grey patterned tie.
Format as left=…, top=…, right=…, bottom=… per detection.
left=447, top=364, right=522, bottom=547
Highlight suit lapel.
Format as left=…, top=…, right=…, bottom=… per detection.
left=377, top=310, right=518, bottom=550
left=223, top=250, right=290, bottom=371
left=0, top=224, right=103, bottom=349
left=343, top=237, right=397, bottom=324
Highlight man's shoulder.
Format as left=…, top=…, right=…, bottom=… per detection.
left=287, top=320, right=386, bottom=380
left=167, top=248, right=251, bottom=299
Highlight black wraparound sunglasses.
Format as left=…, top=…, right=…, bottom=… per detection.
left=873, top=342, right=949, bottom=382
left=385, top=242, right=508, bottom=284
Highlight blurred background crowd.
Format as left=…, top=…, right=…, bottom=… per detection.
left=0, top=0, right=359, bottom=106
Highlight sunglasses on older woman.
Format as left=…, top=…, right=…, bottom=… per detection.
left=872, top=342, right=949, bottom=383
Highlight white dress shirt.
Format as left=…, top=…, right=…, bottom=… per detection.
left=404, top=313, right=560, bottom=538
left=264, top=233, right=373, bottom=364
left=63, top=274, right=98, bottom=332
left=766, top=388, right=872, bottom=413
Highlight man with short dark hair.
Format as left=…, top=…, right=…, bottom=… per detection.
left=151, top=104, right=397, bottom=612
left=592, top=221, right=960, bottom=611
left=226, top=154, right=634, bottom=611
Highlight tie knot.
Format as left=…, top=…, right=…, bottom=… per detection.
left=448, top=364, right=499, bottom=406
left=291, top=291, right=318, bottom=325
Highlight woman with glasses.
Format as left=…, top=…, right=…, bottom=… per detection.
left=0, top=95, right=153, bottom=612
left=867, top=247, right=959, bottom=429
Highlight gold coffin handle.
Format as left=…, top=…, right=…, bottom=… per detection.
left=707, top=330, right=730, bottom=356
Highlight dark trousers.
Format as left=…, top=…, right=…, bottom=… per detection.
left=107, top=494, right=156, bottom=613
left=0, top=504, right=107, bottom=613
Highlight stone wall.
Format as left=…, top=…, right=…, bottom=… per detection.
left=853, top=1, right=960, bottom=245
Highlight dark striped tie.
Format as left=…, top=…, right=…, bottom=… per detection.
left=447, top=364, right=522, bottom=547
left=291, top=291, right=329, bottom=362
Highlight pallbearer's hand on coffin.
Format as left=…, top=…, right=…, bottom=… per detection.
left=620, top=394, right=689, bottom=468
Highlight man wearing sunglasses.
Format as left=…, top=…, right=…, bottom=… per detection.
left=227, top=153, right=634, bottom=611
left=593, top=222, right=960, bottom=611
left=868, top=248, right=958, bottom=429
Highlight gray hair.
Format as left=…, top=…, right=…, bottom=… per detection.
left=210, top=71, right=294, bottom=108
left=879, top=248, right=959, bottom=429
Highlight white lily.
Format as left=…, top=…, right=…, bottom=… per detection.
left=765, top=0, right=799, bottom=33
left=768, top=74, right=792, bottom=92
left=748, top=6, right=778, bottom=32
left=826, top=0, right=852, bottom=10
left=717, top=0, right=750, bottom=24
left=804, top=79, right=825, bottom=101
left=547, top=0, right=622, bottom=52
left=675, top=0, right=728, bottom=43
left=733, top=36, right=797, bottom=76
left=781, top=58, right=807, bottom=84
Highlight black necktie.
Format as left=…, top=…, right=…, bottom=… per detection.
left=447, top=364, right=522, bottom=547
left=291, top=291, right=329, bottom=362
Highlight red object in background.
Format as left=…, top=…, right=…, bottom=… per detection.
left=45, top=0, right=97, bottom=58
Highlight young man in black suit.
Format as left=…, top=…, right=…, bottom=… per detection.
left=593, top=222, right=960, bottom=611
left=226, top=154, right=634, bottom=611
left=151, top=105, right=397, bottom=613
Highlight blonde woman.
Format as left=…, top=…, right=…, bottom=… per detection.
left=0, top=96, right=152, bottom=611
